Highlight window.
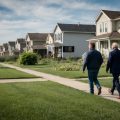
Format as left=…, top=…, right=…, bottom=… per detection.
left=100, top=24, right=102, bottom=33
left=105, top=23, right=108, bottom=32
left=63, top=46, right=74, bottom=52
left=102, top=22, right=104, bottom=32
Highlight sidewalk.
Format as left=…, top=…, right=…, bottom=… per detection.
left=0, top=63, right=120, bottom=103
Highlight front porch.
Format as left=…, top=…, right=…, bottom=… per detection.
left=89, top=32, right=120, bottom=57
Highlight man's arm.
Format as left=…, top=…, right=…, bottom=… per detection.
left=83, top=53, right=89, bottom=72
left=106, top=52, right=112, bottom=72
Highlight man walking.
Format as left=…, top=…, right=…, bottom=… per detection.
left=83, top=42, right=103, bottom=95
left=106, top=42, right=120, bottom=99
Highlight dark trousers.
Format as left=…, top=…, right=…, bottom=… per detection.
left=88, top=70, right=101, bottom=94
left=111, top=73, right=120, bottom=96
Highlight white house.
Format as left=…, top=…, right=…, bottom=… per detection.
left=46, top=33, right=54, bottom=57
left=26, top=33, right=48, bottom=57
left=89, top=10, right=120, bottom=57
left=53, top=23, right=95, bottom=58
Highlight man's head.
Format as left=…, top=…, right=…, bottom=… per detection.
left=89, top=42, right=95, bottom=50
left=112, top=42, right=119, bottom=49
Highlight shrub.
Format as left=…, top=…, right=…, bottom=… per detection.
left=19, top=52, right=38, bottom=65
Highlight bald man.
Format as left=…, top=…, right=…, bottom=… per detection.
left=106, top=42, right=120, bottom=99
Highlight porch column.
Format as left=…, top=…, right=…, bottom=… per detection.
left=98, top=40, right=100, bottom=51
left=108, top=39, right=111, bottom=52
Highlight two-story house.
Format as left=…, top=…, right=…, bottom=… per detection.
left=0, top=45, right=3, bottom=56
left=26, top=33, right=48, bottom=57
left=2, top=43, right=9, bottom=56
left=89, top=10, right=120, bottom=57
left=46, top=33, right=54, bottom=57
left=15, top=38, right=26, bottom=55
left=8, top=41, right=16, bottom=56
left=53, top=23, right=95, bottom=58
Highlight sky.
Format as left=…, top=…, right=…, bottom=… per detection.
left=0, top=0, right=120, bottom=44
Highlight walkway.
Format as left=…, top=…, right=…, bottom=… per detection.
left=0, top=63, right=120, bottom=103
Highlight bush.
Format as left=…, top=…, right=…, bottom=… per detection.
left=19, top=52, right=38, bottom=65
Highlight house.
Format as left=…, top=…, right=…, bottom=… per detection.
left=26, top=33, right=48, bottom=57
left=15, top=38, right=26, bottom=55
left=53, top=23, right=95, bottom=58
left=89, top=10, right=120, bottom=57
left=2, top=43, right=9, bottom=56
left=8, top=41, right=16, bottom=56
left=0, top=45, right=3, bottom=56
left=46, top=33, right=54, bottom=57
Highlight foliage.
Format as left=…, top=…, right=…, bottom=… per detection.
left=19, top=52, right=38, bottom=65
left=0, top=56, right=18, bottom=62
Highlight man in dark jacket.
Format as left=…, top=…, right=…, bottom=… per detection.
left=83, top=42, right=103, bottom=95
left=106, top=42, right=120, bottom=99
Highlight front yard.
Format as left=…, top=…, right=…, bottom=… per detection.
left=18, top=59, right=111, bottom=79
left=0, top=64, right=37, bottom=79
left=0, top=81, right=120, bottom=120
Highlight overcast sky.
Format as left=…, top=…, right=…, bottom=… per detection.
left=0, top=0, right=120, bottom=44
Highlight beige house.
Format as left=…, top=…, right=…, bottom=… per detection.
left=89, top=10, right=120, bottom=57
left=46, top=33, right=54, bottom=57
left=0, top=45, right=3, bottom=56
left=15, top=38, right=26, bottom=55
left=2, top=43, right=9, bottom=56
left=26, top=33, right=48, bottom=57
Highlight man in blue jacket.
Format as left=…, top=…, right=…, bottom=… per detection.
left=106, top=42, right=120, bottom=99
left=83, top=42, right=103, bottom=95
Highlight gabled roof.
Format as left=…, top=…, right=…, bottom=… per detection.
left=96, top=10, right=120, bottom=22
left=103, top=10, right=120, bottom=19
left=27, top=33, right=48, bottom=41
left=17, top=38, right=25, bottom=43
left=57, top=23, right=95, bottom=33
left=8, top=41, right=15, bottom=46
left=50, top=33, right=54, bottom=39
left=90, top=31, right=120, bottom=40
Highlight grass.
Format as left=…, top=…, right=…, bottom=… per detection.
left=0, top=65, right=37, bottom=79
left=0, top=81, right=120, bottom=120
left=77, top=78, right=113, bottom=88
left=20, top=64, right=111, bottom=79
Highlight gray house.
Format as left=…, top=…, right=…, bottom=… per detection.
left=26, top=33, right=48, bottom=57
left=8, top=41, right=16, bottom=56
left=53, top=23, right=96, bottom=58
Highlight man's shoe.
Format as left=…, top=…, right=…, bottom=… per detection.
left=117, top=96, right=120, bottom=99
left=98, top=87, right=102, bottom=95
left=108, top=89, right=114, bottom=95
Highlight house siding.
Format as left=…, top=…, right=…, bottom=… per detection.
left=96, top=13, right=112, bottom=36
left=63, top=33, right=94, bottom=58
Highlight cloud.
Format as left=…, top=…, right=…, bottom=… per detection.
left=0, top=0, right=120, bottom=44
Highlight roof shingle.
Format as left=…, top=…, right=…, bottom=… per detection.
left=57, top=23, right=96, bottom=33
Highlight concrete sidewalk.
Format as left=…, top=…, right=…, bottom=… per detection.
left=0, top=63, right=120, bottom=103
left=0, top=78, right=47, bottom=84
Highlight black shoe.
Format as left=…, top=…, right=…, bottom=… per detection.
left=98, top=87, right=102, bottom=95
left=108, top=89, right=114, bottom=95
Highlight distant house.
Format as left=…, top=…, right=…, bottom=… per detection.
left=89, top=10, right=120, bottom=57
left=8, top=41, right=16, bottom=56
left=2, top=43, right=9, bottom=56
left=46, top=33, right=54, bottom=57
left=15, top=38, right=26, bottom=55
left=53, top=23, right=95, bottom=58
left=26, top=33, right=48, bottom=57
left=0, top=45, right=3, bottom=56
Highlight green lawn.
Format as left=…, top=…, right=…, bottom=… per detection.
left=0, top=66, right=37, bottom=79
left=20, top=64, right=111, bottom=79
left=0, top=81, right=120, bottom=120
left=78, top=78, right=113, bottom=88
